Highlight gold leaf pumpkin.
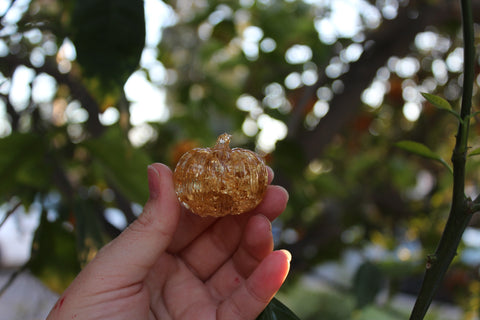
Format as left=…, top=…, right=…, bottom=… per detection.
left=173, top=133, right=268, bottom=217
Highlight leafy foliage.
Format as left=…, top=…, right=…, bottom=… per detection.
left=0, top=133, right=52, bottom=201
left=28, top=212, right=81, bottom=293
left=1, top=0, right=480, bottom=318
left=352, top=262, right=385, bottom=309
left=71, top=0, right=145, bottom=101
left=83, top=125, right=151, bottom=204
left=256, top=298, right=301, bottom=320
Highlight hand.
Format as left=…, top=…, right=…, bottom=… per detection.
left=46, top=163, right=291, bottom=320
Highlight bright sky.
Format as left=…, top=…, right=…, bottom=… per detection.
left=0, top=202, right=39, bottom=267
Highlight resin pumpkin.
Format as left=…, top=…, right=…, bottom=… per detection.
left=173, top=133, right=268, bottom=217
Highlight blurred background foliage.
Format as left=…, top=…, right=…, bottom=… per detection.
left=0, top=0, right=480, bottom=318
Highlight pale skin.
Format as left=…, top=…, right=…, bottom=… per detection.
left=46, top=163, right=291, bottom=320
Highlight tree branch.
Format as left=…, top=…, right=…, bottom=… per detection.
left=0, top=261, right=28, bottom=298
left=409, top=0, right=476, bottom=318
left=0, top=199, right=21, bottom=229
left=0, top=54, right=105, bottom=137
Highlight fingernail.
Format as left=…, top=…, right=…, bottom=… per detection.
left=148, top=165, right=160, bottom=199
left=281, top=249, right=292, bottom=262
left=267, top=166, right=274, bottom=183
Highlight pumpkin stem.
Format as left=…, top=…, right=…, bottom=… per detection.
left=213, top=133, right=232, bottom=162
left=215, top=133, right=232, bottom=150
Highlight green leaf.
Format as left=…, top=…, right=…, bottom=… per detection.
left=421, top=93, right=461, bottom=121
left=0, top=133, right=52, bottom=201
left=83, top=125, right=151, bottom=204
left=395, top=140, right=439, bottom=159
left=395, top=140, right=452, bottom=174
left=256, top=298, right=301, bottom=320
left=421, top=93, right=453, bottom=110
left=73, top=197, right=108, bottom=266
left=70, top=0, right=145, bottom=93
left=466, top=110, right=480, bottom=122
left=468, top=147, right=480, bottom=157
left=29, top=212, right=81, bottom=293
left=352, top=262, right=384, bottom=309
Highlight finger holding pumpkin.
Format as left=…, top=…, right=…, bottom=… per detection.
left=167, top=184, right=288, bottom=254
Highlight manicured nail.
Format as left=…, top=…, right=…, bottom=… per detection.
left=148, top=165, right=160, bottom=199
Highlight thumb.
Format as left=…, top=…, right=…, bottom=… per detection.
left=89, top=163, right=181, bottom=282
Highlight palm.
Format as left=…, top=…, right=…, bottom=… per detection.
left=147, top=211, right=276, bottom=319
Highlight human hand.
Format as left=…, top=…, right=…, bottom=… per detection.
left=46, top=163, right=291, bottom=320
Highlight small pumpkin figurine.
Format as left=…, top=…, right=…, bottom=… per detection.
left=173, top=133, right=268, bottom=217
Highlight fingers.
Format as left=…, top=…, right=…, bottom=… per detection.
left=250, top=184, right=289, bottom=221
left=172, top=184, right=288, bottom=281
left=232, top=215, right=274, bottom=278
left=179, top=213, right=273, bottom=282
left=178, top=215, right=244, bottom=280
left=168, top=184, right=288, bottom=253
left=86, top=163, right=181, bottom=284
left=204, top=215, right=274, bottom=300
left=167, top=208, right=217, bottom=253
left=217, top=250, right=291, bottom=320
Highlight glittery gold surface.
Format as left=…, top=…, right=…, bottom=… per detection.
left=173, top=133, right=268, bottom=217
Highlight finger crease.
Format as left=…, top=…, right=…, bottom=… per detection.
left=246, top=280, right=270, bottom=305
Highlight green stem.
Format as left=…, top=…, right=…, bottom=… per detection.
left=409, top=203, right=471, bottom=319
left=409, top=0, right=475, bottom=319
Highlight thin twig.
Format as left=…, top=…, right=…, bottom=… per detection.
left=0, top=0, right=17, bottom=21
left=0, top=200, right=21, bottom=229
left=0, top=262, right=28, bottom=298
left=409, top=0, right=475, bottom=319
